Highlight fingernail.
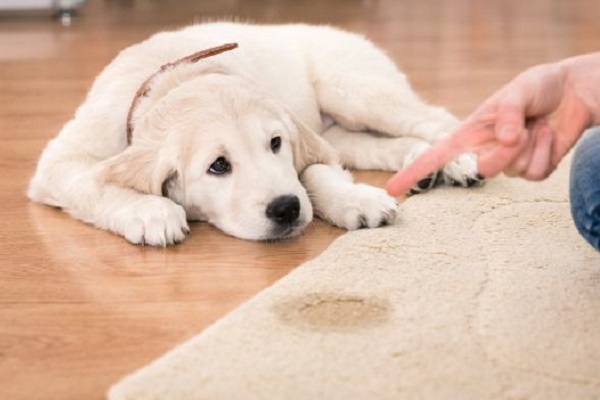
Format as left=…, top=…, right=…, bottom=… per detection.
left=386, top=187, right=405, bottom=200
left=396, top=194, right=408, bottom=202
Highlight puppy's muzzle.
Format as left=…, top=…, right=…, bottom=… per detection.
left=266, top=195, right=300, bottom=225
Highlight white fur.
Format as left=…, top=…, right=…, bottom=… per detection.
left=28, top=22, right=479, bottom=246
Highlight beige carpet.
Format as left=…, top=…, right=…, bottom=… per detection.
left=108, top=158, right=600, bottom=400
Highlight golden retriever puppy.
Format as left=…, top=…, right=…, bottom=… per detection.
left=28, top=22, right=481, bottom=246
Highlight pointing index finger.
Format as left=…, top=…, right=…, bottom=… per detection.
left=385, top=116, right=495, bottom=196
left=385, top=136, right=464, bottom=196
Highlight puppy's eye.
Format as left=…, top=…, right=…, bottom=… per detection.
left=208, top=157, right=231, bottom=175
left=270, top=136, right=282, bottom=153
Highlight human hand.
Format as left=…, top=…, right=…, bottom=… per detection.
left=386, top=53, right=600, bottom=197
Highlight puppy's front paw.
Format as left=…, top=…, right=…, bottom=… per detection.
left=112, top=196, right=189, bottom=246
left=324, top=184, right=398, bottom=230
left=442, top=153, right=484, bottom=188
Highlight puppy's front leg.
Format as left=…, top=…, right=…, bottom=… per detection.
left=29, top=159, right=189, bottom=246
left=300, top=164, right=398, bottom=229
left=96, top=185, right=190, bottom=246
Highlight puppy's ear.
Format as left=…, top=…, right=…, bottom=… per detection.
left=289, top=115, right=339, bottom=172
left=96, top=144, right=177, bottom=196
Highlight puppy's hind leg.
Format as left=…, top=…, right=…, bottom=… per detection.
left=316, top=73, right=483, bottom=190
left=321, top=125, right=440, bottom=194
left=308, top=36, right=483, bottom=190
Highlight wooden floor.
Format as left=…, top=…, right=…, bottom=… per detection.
left=1, top=0, right=599, bottom=399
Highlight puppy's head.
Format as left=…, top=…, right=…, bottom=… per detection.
left=98, top=73, right=336, bottom=240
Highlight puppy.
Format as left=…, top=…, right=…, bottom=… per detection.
left=28, top=22, right=481, bottom=246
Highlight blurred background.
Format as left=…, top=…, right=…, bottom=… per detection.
left=1, top=0, right=599, bottom=117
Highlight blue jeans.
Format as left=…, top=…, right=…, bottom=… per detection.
left=570, top=127, right=600, bottom=251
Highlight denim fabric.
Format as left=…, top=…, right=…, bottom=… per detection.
left=570, top=127, right=600, bottom=251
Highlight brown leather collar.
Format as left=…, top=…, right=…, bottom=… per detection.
left=125, top=42, right=238, bottom=144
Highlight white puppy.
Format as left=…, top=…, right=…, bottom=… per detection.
left=28, top=22, right=481, bottom=246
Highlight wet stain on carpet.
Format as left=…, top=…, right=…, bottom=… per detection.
left=274, top=293, right=390, bottom=332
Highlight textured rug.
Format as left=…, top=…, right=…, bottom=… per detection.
left=109, top=158, right=600, bottom=400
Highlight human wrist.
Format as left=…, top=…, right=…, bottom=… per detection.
left=559, top=53, right=600, bottom=126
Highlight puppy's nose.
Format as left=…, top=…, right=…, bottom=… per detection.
left=266, top=195, right=300, bottom=224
